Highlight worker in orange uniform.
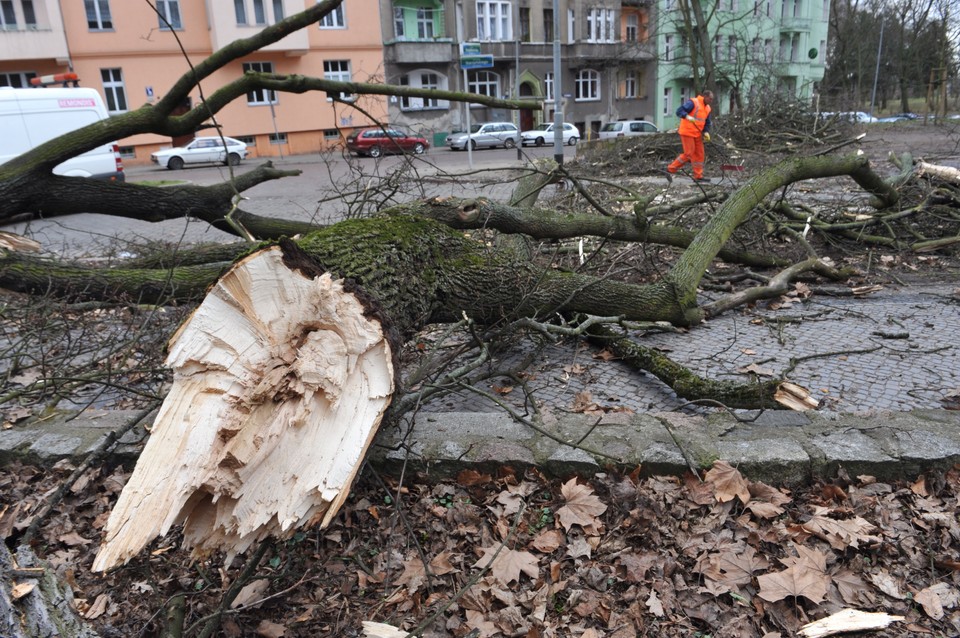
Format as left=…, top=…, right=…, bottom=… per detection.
left=666, top=90, right=714, bottom=182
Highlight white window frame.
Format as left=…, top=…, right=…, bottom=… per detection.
left=252, top=0, right=266, bottom=24
left=714, top=34, right=722, bottom=62
left=243, top=61, right=277, bottom=105
left=476, top=1, right=511, bottom=41
left=416, top=7, right=434, bottom=37
left=543, top=71, right=554, bottom=102
left=318, top=1, right=345, bottom=27
left=467, top=70, right=501, bottom=102
left=574, top=68, right=600, bottom=101
left=624, top=13, right=638, bottom=42
left=662, top=86, right=673, bottom=116
left=393, top=6, right=405, bottom=38
left=399, top=70, right=448, bottom=110
left=566, top=8, right=575, bottom=43
left=620, top=68, right=641, bottom=99
left=727, top=35, right=737, bottom=62
left=586, top=8, right=614, bottom=43
left=100, top=67, right=128, bottom=113
left=0, top=71, right=36, bottom=87
left=234, top=0, right=246, bottom=24
left=85, top=0, right=112, bottom=30
left=157, top=0, right=182, bottom=30
left=323, top=59, right=354, bottom=102
left=664, top=34, right=674, bottom=61
left=0, top=0, right=17, bottom=29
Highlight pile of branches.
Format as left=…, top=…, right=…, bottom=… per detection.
left=715, top=93, right=853, bottom=154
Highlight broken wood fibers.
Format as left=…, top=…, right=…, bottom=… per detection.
left=93, top=242, right=395, bottom=571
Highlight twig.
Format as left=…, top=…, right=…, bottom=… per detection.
left=20, top=403, right=159, bottom=545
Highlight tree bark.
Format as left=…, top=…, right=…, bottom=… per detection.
left=1, top=543, right=100, bottom=638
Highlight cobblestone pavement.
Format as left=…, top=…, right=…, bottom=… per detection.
left=418, top=283, right=960, bottom=415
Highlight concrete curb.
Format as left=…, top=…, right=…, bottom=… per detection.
left=3, top=408, right=958, bottom=486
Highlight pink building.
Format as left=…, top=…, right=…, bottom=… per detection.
left=0, top=0, right=387, bottom=164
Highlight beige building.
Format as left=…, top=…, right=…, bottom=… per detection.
left=0, top=0, right=387, bottom=164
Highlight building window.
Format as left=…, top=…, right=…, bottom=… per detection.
left=157, top=0, right=182, bottom=30
left=821, top=0, right=829, bottom=20
left=323, top=129, right=340, bottom=140
left=100, top=68, right=128, bottom=113
left=468, top=70, right=500, bottom=99
left=318, top=1, right=345, bottom=27
left=664, top=34, right=674, bottom=61
left=393, top=6, right=404, bottom=37
left=399, top=71, right=447, bottom=109
left=234, top=0, right=246, bottom=23
left=575, top=69, right=599, bottom=101
left=21, top=0, right=35, bottom=26
left=273, top=0, right=284, bottom=20
left=619, top=68, right=642, bottom=99
left=586, top=8, right=614, bottom=43
left=476, top=1, right=511, bottom=41
left=713, top=35, right=722, bottom=62
left=519, top=7, right=530, bottom=42
left=252, top=0, right=266, bottom=24
left=0, top=0, right=17, bottom=28
left=764, top=38, right=773, bottom=62
left=624, top=13, right=637, bottom=42
left=727, top=35, right=737, bottom=62
left=662, top=87, right=673, bottom=116
left=818, top=38, right=825, bottom=63
left=416, top=8, right=434, bottom=37
left=235, top=135, right=256, bottom=145
left=566, top=8, right=575, bottom=43
left=544, top=72, right=554, bottom=102
left=269, top=132, right=288, bottom=144
left=323, top=60, right=353, bottom=101
left=85, top=0, right=112, bottom=30
left=242, top=61, right=277, bottom=105
left=790, top=33, right=800, bottom=61
left=0, top=71, right=36, bottom=87
left=118, top=146, right=136, bottom=159
left=543, top=8, right=553, bottom=41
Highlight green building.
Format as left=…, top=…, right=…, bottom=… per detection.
left=655, top=0, right=830, bottom=130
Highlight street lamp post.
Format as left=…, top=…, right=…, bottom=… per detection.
left=552, top=0, right=563, bottom=165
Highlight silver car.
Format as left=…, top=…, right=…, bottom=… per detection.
left=447, top=122, right=519, bottom=150
left=597, top=120, right=659, bottom=140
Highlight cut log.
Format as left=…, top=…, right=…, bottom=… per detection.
left=93, top=242, right=395, bottom=571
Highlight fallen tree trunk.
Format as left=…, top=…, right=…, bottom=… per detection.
left=1, top=543, right=99, bottom=638
left=93, top=241, right=398, bottom=570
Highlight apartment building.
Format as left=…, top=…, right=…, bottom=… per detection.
left=657, top=0, right=830, bottom=128
left=381, top=0, right=658, bottom=142
left=0, top=0, right=386, bottom=164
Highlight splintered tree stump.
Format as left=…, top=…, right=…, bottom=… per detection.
left=93, top=242, right=395, bottom=571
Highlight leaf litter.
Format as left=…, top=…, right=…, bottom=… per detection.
left=1, top=459, right=958, bottom=637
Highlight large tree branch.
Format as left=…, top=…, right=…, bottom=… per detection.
left=397, top=196, right=791, bottom=269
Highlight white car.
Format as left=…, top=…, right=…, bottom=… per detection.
left=598, top=120, right=659, bottom=139
left=520, top=122, right=580, bottom=147
left=151, top=136, right=248, bottom=170
left=446, top=122, right=519, bottom=150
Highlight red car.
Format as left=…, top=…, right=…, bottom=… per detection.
left=345, top=127, right=429, bottom=158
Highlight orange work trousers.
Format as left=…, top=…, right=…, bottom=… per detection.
left=667, top=134, right=705, bottom=179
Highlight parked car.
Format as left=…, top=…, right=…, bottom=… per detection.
left=877, top=112, right=919, bottom=123
left=151, top=136, right=248, bottom=170
left=447, top=122, right=519, bottom=150
left=520, top=122, right=580, bottom=147
left=346, top=127, right=429, bottom=158
left=823, top=111, right=878, bottom=124
left=598, top=119, right=659, bottom=140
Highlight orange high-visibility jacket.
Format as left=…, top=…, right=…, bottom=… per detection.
left=677, top=96, right=711, bottom=137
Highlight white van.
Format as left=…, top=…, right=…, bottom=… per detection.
left=0, top=86, right=124, bottom=181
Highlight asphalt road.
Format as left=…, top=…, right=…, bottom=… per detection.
left=3, top=143, right=578, bottom=258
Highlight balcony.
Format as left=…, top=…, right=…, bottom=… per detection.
left=384, top=39, right=455, bottom=64
left=0, top=27, right=69, bottom=62
left=779, top=17, right=812, bottom=31
left=570, top=42, right=622, bottom=60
